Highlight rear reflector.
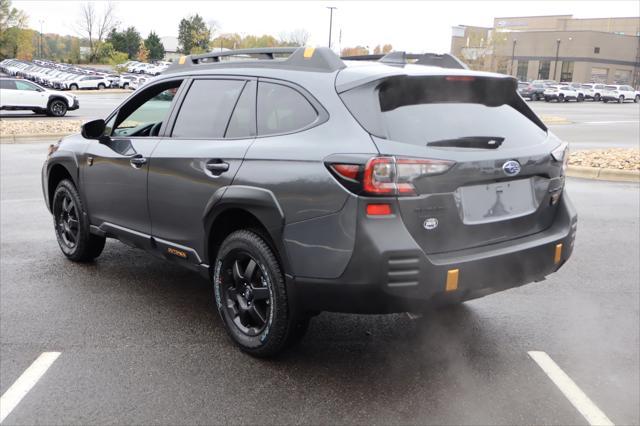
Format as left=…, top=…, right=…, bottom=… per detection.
left=554, top=243, right=563, bottom=264
left=445, top=269, right=459, bottom=291
left=331, top=164, right=361, bottom=181
left=366, top=203, right=392, bottom=216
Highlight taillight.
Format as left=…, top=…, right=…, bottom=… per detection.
left=330, top=156, right=454, bottom=196
left=551, top=142, right=569, bottom=175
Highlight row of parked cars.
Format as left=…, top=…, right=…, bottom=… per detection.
left=118, top=60, right=170, bottom=75
left=0, top=59, right=156, bottom=92
left=518, top=80, right=640, bottom=103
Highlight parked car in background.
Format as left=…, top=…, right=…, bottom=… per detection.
left=518, top=82, right=546, bottom=101
left=582, top=83, right=605, bottom=101
left=601, top=85, right=639, bottom=103
left=0, top=77, right=78, bottom=116
left=63, top=75, right=111, bottom=90
left=568, top=83, right=586, bottom=102
left=544, top=85, right=578, bottom=102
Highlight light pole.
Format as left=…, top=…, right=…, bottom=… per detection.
left=553, top=38, right=561, bottom=81
left=327, top=6, right=337, bottom=49
left=510, top=39, right=517, bottom=77
left=39, top=20, right=44, bottom=58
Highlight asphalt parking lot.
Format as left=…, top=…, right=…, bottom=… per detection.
left=1, top=91, right=639, bottom=424
left=0, top=137, right=638, bottom=424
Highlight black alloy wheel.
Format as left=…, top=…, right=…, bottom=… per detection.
left=54, top=192, right=80, bottom=250
left=594, top=93, right=601, bottom=101
left=219, top=250, right=272, bottom=336
left=618, top=95, right=624, bottom=104
left=47, top=99, right=67, bottom=117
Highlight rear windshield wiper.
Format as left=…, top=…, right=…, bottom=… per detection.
left=427, top=136, right=504, bottom=149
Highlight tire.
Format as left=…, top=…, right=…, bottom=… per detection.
left=46, top=99, right=68, bottom=117
left=52, top=179, right=105, bottom=262
left=122, top=83, right=129, bottom=89
left=97, top=83, right=105, bottom=90
left=578, top=94, right=584, bottom=102
left=544, top=97, right=550, bottom=102
left=603, top=99, right=609, bottom=103
left=635, top=95, right=639, bottom=103
left=531, top=93, right=538, bottom=101
left=69, top=84, right=78, bottom=90
left=213, top=230, right=299, bottom=357
left=559, top=94, right=565, bottom=102
left=594, top=93, right=601, bottom=102
left=618, top=95, right=624, bottom=104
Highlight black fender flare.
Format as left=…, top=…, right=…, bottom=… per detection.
left=202, top=185, right=290, bottom=272
left=47, top=94, right=70, bottom=108
left=44, top=151, right=80, bottom=211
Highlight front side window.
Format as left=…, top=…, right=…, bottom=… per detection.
left=15, top=80, right=39, bottom=91
left=257, top=82, right=318, bottom=136
left=112, top=80, right=183, bottom=137
left=171, top=79, right=245, bottom=139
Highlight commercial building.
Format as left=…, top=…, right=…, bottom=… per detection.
left=451, top=15, right=640, bottom=86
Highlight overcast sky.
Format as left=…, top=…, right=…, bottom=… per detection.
left=14, top=0, right=640, bottom=53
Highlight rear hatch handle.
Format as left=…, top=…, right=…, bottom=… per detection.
left=427, top=136, right=504, bottom=149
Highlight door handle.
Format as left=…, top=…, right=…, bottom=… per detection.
left=205, top=160, right=229, bottom=173
left=130, top=155, right=147, bottom=168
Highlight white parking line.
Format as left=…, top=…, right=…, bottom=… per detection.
left=528, top=351, right=614, bottom=426
left=583, top=120, right=639, bottom=125
left=0, top=352, right=61, bottom=424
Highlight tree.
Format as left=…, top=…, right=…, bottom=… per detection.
left=178, top=14, right=211, bottom=54
left=76, top=1, right=118, bottom=62
left=279, top=28, right=310, bottom=46
left=373, top=44, right=393, bottom=54
left=107, top=26, right=140, bottom=59
left=136, top=40, right=149, bottom=62
left=341, top=46, right=369, bottom=57
left=0, top=0, right=28, bottom=59
left=144, top=31, right=164, bottom=61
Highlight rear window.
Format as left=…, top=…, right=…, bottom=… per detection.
left=341, top=75, right=547, bottom=147
left=257, top=82, right=318, bottom=136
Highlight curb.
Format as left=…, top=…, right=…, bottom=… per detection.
left=0, top=133, right=71, bottom=143
left=567, top=165, right=640, bottom=182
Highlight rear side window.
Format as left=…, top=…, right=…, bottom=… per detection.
left=172, top=79, right=245, bottom=139
left=257, top=82, right=317, bottom=136
left=0, top=80, right=16, bottom=89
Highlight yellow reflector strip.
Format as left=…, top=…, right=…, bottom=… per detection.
left=445, top=269, right=459, bottom=292
left=554, top=243, right=563, bottom=264
left=303, top=47, right=315, bottom=58
left=178, top=56, right=186, bottom=65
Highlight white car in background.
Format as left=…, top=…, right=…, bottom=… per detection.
left=581, top=83, right=606, bottom=101
left=601, top=85, right=639, bottom=103
left=543, top=85, right=578, bottom=102
left=0, top=77, right=78, bottom=116
left=63, top=75, right=111, bottom=90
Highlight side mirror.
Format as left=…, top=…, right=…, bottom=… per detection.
left=81, top=119, right=106, bottom=140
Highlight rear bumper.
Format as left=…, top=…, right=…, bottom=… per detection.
left=293, top=195, right=577, bottom=314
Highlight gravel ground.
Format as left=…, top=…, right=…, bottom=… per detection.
left=569, top=148, right=640, bottom=171
left=0, top=120, right=82, bottom=137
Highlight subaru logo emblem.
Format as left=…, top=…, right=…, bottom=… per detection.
left=502, top=160, right=521, bottom=177
left=423, top=218, right=439, bottom=230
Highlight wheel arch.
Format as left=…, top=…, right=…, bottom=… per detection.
left=204, top=186, right=290, bottom=275
left=46, top=157, right=79, bottom=211
left=47, top=94, right=70, bottom=107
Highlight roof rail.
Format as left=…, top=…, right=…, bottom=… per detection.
left=166, top=47, right=346, bottom=74
left=340, top=51, right=468, bottom=70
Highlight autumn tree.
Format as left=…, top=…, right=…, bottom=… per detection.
left=76, top=1, right=118, bottom=62
left=0, top=0, right=28, bottom=59
left=136, top=40, right=149, bottom=62
left=341, top=46, right=370, bottom=57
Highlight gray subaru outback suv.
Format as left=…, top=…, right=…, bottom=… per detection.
left=42, top=47, right=577, bottom=356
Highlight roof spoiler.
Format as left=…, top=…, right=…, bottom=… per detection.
left=341, top=52, right=468, bottom=70
left=166, top=47, right=346, bottom=73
